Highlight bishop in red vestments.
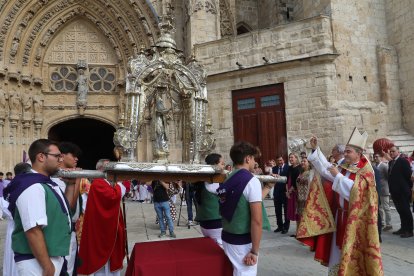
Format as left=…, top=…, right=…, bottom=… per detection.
left=297, top=129, right=383, bottom=276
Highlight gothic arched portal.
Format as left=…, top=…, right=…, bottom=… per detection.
left=48, top=118, right=116, bottom=169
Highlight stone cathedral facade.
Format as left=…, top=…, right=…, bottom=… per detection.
left=0, top=0, right=413, bottom=170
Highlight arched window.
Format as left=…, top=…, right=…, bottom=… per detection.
left=236, top=22, right=252, bottom=35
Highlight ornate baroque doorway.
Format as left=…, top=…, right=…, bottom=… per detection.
left=48, top=118, right=115, bottom=169
left=232, top=84, right=287, bottom=166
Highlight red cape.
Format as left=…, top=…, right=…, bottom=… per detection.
left=78, top=178, right=126, bottom=274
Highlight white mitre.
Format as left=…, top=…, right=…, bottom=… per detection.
left=346, top=127, right=368, bottom=150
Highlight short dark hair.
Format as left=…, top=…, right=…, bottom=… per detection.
left=59, top=141, right=82, bottom=157
left=205, top=153, right=222, bottom=165
left=14, top=162, right=32, bottom=175
left=0, top=172, right=3, bottom=176
left=230, top=141, right=261, bottom=165
left=28, top=139, right=59, bottom=164
left=6, top=172, right=12, bottom=177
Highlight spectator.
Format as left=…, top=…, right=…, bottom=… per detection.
left=0, top=172, right=4, bottom=220
left=272, top=156, right=289, bottom=233
left=253, top=162, right=263, bottom=175
left=374, top=154, right=392, bottom=231
left=296, top=157, right=312, bottom=223
left=2, top=162, right=31, bottom=276
left=386, top=146, right=413, bottom=238
left=3, top=171, right=12, bottom=187
left=300, top=151, right=307, bottom=160
left=156, top=182, right=179, bottom=225
left=285, top=152, right=301, bottom=234
left=184, top=182, right=197, bottom=226
left=152, top=180, right=176, bottom=238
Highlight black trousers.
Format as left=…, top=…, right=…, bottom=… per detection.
left=392, top=193, right=414, bottom=232
left=274, top=196, right=290, bottom=230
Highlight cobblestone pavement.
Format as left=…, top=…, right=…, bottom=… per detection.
left=1, top=199, right=413, bottom=275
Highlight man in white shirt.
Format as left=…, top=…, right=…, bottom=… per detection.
left=3, top=139, right=71, bottom=276
left=217, top=142, right=263, bottom=275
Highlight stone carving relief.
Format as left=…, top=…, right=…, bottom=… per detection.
left=0, top=0, right=29, bottom=61
left=33, top=92, right=44, bottom=120
left=0, top=86, right=8, bottom=119
left=22, top=89, right=33, bottom=120
left=205, top=0, right=217, bottom=14
left=1, top=0, right=156, bottom=67
left=8, top=89, right=21, bottom=119
left=76, top=68, right=88, bottom=111
left=44, top=20, right=117, bottom=65
left=193, top=1, right=204, bottom=13
left=219, top=0, right=235, bottom=37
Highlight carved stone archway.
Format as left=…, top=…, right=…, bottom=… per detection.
left=48, top=118, right=116, bottom=169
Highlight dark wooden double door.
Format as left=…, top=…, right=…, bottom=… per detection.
left=232, top=84, right=287, bottom=167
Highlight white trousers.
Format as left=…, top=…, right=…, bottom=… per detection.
left=200, top=227, right=223, bottom=247
left=222, top=241, right=257, bottom=276
left=65, top=232, right=77, bottom=275
left=90, top=261, right=121, bottom=276
left=379, top=195, right=392, bottom=226
left=16, top=257, right=64, bottom=276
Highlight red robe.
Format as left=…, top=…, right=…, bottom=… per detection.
left=78, top=178, right=126, bottom=274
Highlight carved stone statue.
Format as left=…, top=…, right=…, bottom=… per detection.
left=0, top=87, right=8, bottom=118
left=33, top=93, right=44, bottom=119
left=76, top=69, right=88, bottom=108
left=8, top=90, right=21, bottom=117
left=152, top=92, right=170, bottom=161
left=22, top=89, right=33, bottom=119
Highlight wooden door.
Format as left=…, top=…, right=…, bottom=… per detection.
left=232, top=84, right=287, bottom=167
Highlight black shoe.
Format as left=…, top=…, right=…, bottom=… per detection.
left=400, top=232, right=413, bottom=238
left=290, top=234, right=296, bottom=238
left=281, top=229, right=288, bottom=234
left=392, top=229, right=403, bottom=235
left=274, top=228, right=283, bottom=233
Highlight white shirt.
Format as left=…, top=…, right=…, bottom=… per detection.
left=308, top=148, right=353, bottom=207
left=16, top=171, right=71, bottom=232
left=205, top=182, right=220, bottom=194
left=51, top=177, right=81, bottom=222
left=243, top=177, right=262, bottom=203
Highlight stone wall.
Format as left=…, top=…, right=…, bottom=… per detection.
left=235, top=0, right=258, bottom=30
left=385, top=0, right=414, bottom=135
left=329, top=0, right=400, bottom=142
left=195, top=15, right=343, bottom=157
left=195, top=16, right=334, bottom=74
left=291, top=0, right=331, bottom=20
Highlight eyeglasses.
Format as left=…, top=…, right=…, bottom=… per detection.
left=42, top=152, right=63, bottom=159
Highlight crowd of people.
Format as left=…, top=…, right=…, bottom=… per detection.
left=0, top=130, right=413, bottom=276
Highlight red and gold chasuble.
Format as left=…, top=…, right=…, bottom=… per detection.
left=297, top=157, right=383, bottom=276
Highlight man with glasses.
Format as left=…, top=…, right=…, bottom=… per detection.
left=4, top=139, right=71, bottom=276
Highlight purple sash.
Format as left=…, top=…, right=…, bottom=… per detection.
left=3, top=173, right=58, bottom=218
left=217, top=168, right=253, bottom=222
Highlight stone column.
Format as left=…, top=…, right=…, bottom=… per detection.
left=185, top=0, right=220, bottom=56
left=22, top=120, right=31, bottom=145
left=33, top=119, right=43, bottom=140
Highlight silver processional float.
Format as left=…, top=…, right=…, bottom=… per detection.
left=55, top=13, right=286, bottom=186
left=54, top=13, right=285, bottom=263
